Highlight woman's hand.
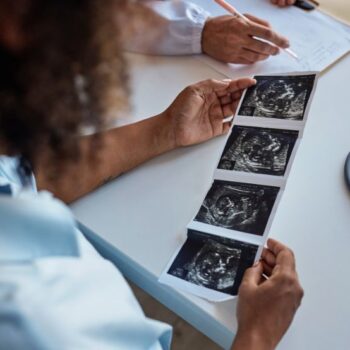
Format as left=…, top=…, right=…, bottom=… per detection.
left=232, top=239, right=304, bottom=350
left=164, top=78, right=256, bottom=147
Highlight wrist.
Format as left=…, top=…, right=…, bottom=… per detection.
left=153, top=111, right=177, bottom=153
left=201, top=18, right=212, bottom=54
left=103, top=112, right=177, bottom=180
left=232, top=328, right=275, bottom=350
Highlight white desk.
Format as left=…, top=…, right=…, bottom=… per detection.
left=71, top=52, right=350, bottom=349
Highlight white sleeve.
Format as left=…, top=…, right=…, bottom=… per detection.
left=123, top=0, right=210, bottom=55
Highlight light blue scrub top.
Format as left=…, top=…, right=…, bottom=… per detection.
left=0, top=156, right=172, bottom=350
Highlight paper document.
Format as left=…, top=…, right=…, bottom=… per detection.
left=191, top=0, right=350, bottom=78
left=159, top=72, right=319, bottom=302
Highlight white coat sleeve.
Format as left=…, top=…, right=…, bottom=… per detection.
left=123, top=0, right=210, bottom=55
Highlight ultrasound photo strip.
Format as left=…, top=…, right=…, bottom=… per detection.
left=236, top=72, right=318, bottom=125
left=160, top=72, right=319, bottom=302
left=158, top=229, right=259, bottom=301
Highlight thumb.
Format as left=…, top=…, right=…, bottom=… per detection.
left=227, top=77, right=256, bottom=93
left=241, top=261, right=264, bottom=287
left=198, top=79, right=230, bottom=94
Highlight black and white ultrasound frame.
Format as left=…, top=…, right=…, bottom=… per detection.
left=235, top=71, right=319, bottom=129
left=188, top=175, right=284, bottom=245
left=159, top=230, right=260, bottom=302
left=215, top=120, right=303, bottom=182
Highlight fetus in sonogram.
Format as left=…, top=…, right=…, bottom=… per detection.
left=187, top=240, right=241, bottom=290
left=239, top=75, right=316, bottom=120
left=167, top=230, right=259, bottom=295
left=185, top=239, right=241, bottom=290
left=218, top=126, right=298, bottom=176
left=195, top=181, right=279, bottom=235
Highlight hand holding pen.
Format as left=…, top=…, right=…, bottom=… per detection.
left=215, top=0, right=298, bottom=59
left=201, top=0, right=297, bottom=64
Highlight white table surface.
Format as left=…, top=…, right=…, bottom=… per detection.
left=71, top=51, right=350, bottom=350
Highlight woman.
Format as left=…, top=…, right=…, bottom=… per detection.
left=0, top=1, right=303, bottom=349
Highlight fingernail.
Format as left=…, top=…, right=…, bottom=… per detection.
left=283, top=40, right=290, bottom=48
left=253, top=261, right=260, bottom=267
left=223, top=79, right=232, bottom=82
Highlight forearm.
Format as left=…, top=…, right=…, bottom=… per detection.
left=36, top=112, right=175, bottom=203
left=35, top=76, right=243, bottom=203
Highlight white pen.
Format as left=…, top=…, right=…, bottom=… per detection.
left=214, top=0, right=299, bottom=60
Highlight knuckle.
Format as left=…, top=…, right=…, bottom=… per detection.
left=283, top=248, right=295, bottom=260
left=288, top=248, right=295, bottom=258
left=244, top=52, right=256, bottom=61
left=267, top=45, right=276, bottom=54
left=273, top=46, right=280, bottom=54
left=184, top=85, right=197, bottom=95
left=230, top=17, right=240, bottom=28
left=280, top=271, right=296, bottom=286
left=290, top=285, right=304, bottom=308
left=296, top=285, right=304, bottom=300
left=260, top=45, right=270, bottom=54
left=286, top=248, right=296, bottom=261
left=184, top=85, right=194, bottom=93
left=278, top=273, right=304, bottom=300
left=242, top=20, right=251, bottom=31
left=264, top=29, right=273, bottom=40
left=248, top=52, right=258, bottom=61
left=252, top=53, right=260, bottom=61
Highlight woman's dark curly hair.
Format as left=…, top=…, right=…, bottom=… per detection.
left=0, top=0, right=129, bottom=169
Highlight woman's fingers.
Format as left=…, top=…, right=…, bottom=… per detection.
left=262, top=260, right=273, bottom=277
left=262, top=247, right=277, bottom=267
left=197, top=79, right=230, bottom=94
left=217, top=77, right=256, bottom=98
left=222, top=103, right=234, bottom=117
left=220, top=94, right=232, bottom=105
left=222, top=121, right=232, bottom=134
left=228, top=77, right=257, bottom=92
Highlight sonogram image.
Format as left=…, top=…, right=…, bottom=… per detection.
left=194, top=180, right=280, bottom=235
left=168, top=230, right=258, bottom=295
left=172, top=239, right=241, bottom=291
left=218, top=126, right=299, bottom=176
left=238, top=74, right=316, bottom=120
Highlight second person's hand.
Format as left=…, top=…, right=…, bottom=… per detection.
left=271, top=0, right=296, bottom=7
left=202, top=14, right=290, bottom=64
